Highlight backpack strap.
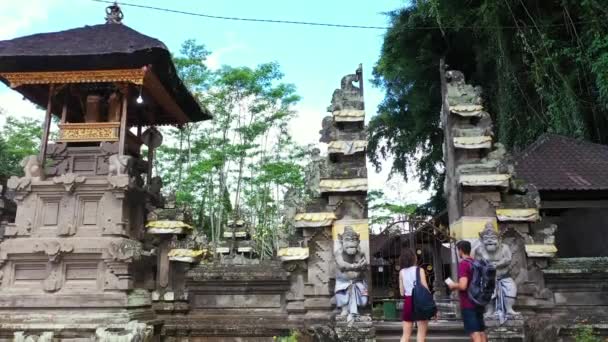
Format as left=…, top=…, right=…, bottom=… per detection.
left=415, top=266, right=421, bottom=286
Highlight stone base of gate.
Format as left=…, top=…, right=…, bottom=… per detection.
left=486, top=317, right=526, bottom=341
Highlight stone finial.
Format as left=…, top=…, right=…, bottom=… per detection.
left=105, top=2, right=124, bottom=24
left=327, top=65, right=365, bottom=112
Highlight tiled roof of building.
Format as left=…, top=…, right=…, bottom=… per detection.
left=514, top=134, right=608, bottom=191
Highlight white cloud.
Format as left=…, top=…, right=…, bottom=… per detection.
left=206, top=43, right=248, bottom=70
left=0, top=89, right=44, bottom=127
left=0, top=0, right=60, bottom=39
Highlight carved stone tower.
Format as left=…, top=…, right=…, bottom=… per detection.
left=0, top=4, right=210, bottom=340
left=283, top=65, right=372, bottom=339
left=440, top=64, right=557, bottom=341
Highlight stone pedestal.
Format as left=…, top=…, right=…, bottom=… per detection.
left=335, top=319, right=375, bottom=342
left=486, top=317, right=526, bottom=342
left=0, top=173, right=158, bottom=340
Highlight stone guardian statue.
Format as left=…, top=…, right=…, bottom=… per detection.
left=473, top=223, right=518, bottom=323
left=334, top=226, right=369, bottom=323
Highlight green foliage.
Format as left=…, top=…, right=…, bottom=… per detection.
left=368, top=189, right=419, bottom=226
left=370, top=0, right=608, bottom=214
left=274, top=330, right=300, bottom=342
left=0, top=114, right=43, bottom=179
left=156, top=40, right=305, bottom=258
left=574, top=325, right=601, bottom=342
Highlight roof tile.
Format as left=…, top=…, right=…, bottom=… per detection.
left=514, top=134, right=608, bottom=191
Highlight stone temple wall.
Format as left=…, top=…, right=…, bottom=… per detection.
left=0, top=148, right=159, bottom=341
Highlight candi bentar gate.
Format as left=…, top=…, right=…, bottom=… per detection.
left=0, top=3, right=608, bottom=342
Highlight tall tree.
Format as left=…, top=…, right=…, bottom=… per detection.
left=369, top=0, right=608, bottom=214
left=0, top=113, right=43, bottom=179
left=155, top=41, right=305, bottom=258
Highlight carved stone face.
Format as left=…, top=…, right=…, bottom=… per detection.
left=482, top=233, right=499, bottom=253
left=340, top=226, right=361, bottom=256
left=343, top=238, right=360, bottom=256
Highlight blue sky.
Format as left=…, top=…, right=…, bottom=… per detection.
left=0, top=0, right=429, bottom=203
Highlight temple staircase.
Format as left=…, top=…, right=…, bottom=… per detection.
left=374, top=298, right=469, bottom=341
left=375, top=320, right=470, bottom=341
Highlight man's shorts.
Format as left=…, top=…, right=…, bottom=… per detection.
left=461, top=308, right=486, bottom=334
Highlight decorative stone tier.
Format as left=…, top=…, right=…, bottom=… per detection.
left=453, top=136, right=492, bottom=149
left=223, top=230, right=249, bottom=238
left=525, top=244, right=557, bottom=258
left=496, top=208, right=540, bottom=222
left=332, top=109, right=365, bottom=122
left=146, top=220, right=192, bottom=235
left=450, top=216, right=497, bottom=240
left=0, top=307, right=159, bottom=341
left=456, top=161, right=500, bottom=175
left=278, top=247, right=309, bottom=261
left=319, top=178, right=367, bottom=193
left=168, top=248, right=206, bottom=263
left=328, top=140, right=367, bottom=155
left=294, top=212, right=336, bottom=228
left=459, top=173, right=510, bottom=187
left=449, top=104, right=484, bottom=116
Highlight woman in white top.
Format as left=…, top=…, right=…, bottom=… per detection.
left=399, top=248, right=431, bottom=342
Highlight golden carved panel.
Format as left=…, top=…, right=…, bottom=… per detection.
left=58, top=122, right=120, bottom=142
left=1, top=69, right=146, bottom=88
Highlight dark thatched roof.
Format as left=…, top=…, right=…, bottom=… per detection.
left=514, top=134, right=608, bottom=191
left=0, top=23, right=211, bottom=123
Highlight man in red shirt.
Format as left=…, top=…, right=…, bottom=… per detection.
left=448, top=240, right=487, bottom=342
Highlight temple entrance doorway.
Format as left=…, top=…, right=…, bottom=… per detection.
left=370, top=218, right=453, bottom=321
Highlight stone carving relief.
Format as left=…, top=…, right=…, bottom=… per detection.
left=108, top=154, right=147, bottom=188
left=95, top=321, right=153, bottom=342
left=327, top=65, right=364, bottom=112
left=107, top=175, right=130, bottom=191
left=446, top=70, right=483, bottom=107
left=13, top=331, right=54, bottom=342
left=334, top=226, right=369, bottom=323
left=169, top=231, right=208, bottom=250
left=99, top=193, right=126, bottom=235
left=52, top=173, right=86, bottom=193
left=34, top=241, right=74, bottom=263
left=45, top=143, right=69, bottom=177
left=104, top=261, right=131, bottom=290
left=21, top=155, right=44, bottom=181
left=33, top=241, right=73, bottom=292
left=109, top=154, right=131, bottom=176
left=473, top=224, right=518, bottom=323
left=6, top=176, right=31, bottom=194
left=319, top=116, right=337, bottom=143
left=333, top=198, right=366, bottom=220
left=308, top=228, right=333, bottom=293
left=304, top=148, right=327, bottom=198
left=107, top=239, right=143, bottom=262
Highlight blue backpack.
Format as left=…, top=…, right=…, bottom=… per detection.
left=465, top=259, right=496, bottom=306
left=411, top=267, right=437, bottom=320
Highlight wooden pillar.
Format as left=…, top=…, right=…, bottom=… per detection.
left=39, top=84, right=55, bottom=165
left=60, top=93, right=68, bottom=124
left=118, top=86, right=129, bottom=156
left=147, top=146, right=154, bottom=185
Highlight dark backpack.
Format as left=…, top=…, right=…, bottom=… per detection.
left=411, top=267, right=437, bottom=320
left=465, top=258, right=496, bottom=306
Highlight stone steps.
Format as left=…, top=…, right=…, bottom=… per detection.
left=375, top=320, right=469, bottom=342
